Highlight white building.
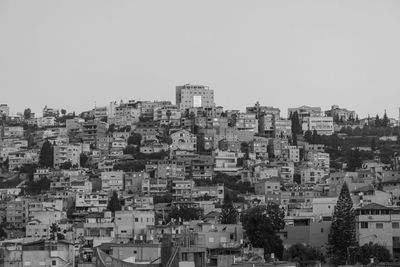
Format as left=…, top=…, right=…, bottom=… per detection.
left=302, top=116, right=334, bottom=135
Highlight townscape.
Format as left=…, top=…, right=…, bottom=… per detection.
left=0, top=84, right=400, bottom=267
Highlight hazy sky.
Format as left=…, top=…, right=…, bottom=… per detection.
left=1, top=0, right=400, bottom=118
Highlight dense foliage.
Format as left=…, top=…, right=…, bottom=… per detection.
left=241, top=204, right=285, bottom=260
left=168, top=206, right=203, bottom=223
left=283, top=244, right=325, bottom=266
left=220, top=195, right=238, bottom=224
left=349, top=243, right=391, bottom=265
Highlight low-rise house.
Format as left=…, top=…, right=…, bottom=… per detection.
left=172, top=180, right=194, bottom=199
left=192, top=184, right=224, bottom=202
left=124, top=171, right=149, bottom=194
left=170, top=129, right=197, bottom=151
left=249, top=137, right=269, bottom=159
left=300, top=167, right=325, bottom=184
left=6, top=198, right=29, bottom=229
left=142, top=178, right=168, bottom=195
left=21, top=240, right=75, bottom=267
left=8, top=150, right=39, bottom=170
left=214, top=150, right=241, bottom=173
left=84, top=211, right=115, bottom=247
left=101, top=171, right=124, bottom=192
left=140, top=141, right=169, bottom=154
left=75, top=192, right=109, bottom=212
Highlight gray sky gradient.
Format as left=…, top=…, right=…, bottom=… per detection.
left=1, top=0, right=400, bottom=118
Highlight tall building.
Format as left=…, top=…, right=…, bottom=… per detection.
left=176, top=84, right=214, bottom=111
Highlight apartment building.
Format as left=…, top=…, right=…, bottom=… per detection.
left=235, top=113, right=258, bottom=132
left=53, top=143, right=83, bottom=168
left=153, top=105, right=181, bottom=126
left=6, top=198, right=28, bottom=229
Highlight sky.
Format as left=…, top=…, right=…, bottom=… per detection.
left=1, top=0, right=400, bottom=119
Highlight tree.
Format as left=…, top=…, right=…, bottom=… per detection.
left=80, top=153, right=88, bottom=168
left=327, top=182, right=356, bottom=265
left=50, top=223, right=65, bottom=240
left=375, top=114, right=381, bottom=127
left=292, top=134, right=298, bottom=146
left=349, top=242, right=391, bottom=265
left=311, top=130, right=321, bottom=144
left=154, top=193, right=173, bottom=204
left=23, top=108, right=32, bottom=119
left=265, top=203, right=285, bottom=232
left=59, top=161, right=72, bottom=170
left=123, top=144, right=138, bottom=155
left=66, top=200, right=76, bottom=218
left=382, top=110, right=389, bottom=127
left=371, top=138, right=376, bottom=151
left=3, top=157, right=9, bottom=171
left=0, top=223, right=7, bottom=239
left=168, top=206, right=202, bottom=223
left=291, top=111, right=301, bottom=134
left=39, top=140, right=54, bottom=168
left=346, top=149, right=362, bottom=172
left=113, top=160, right=146, bottom=172
left=304, top=130, right=312, bottom=143
left=108, top=123, right=115, bottom=133
left=220, top=195, right=238, bottom=224
left=127, top=133, right=142, bottom=146
left=284, top=244, right=325, bottom=266
left=107, top=191, right=121, bottom=213
left=25, top=177, right=51, bottom=195
left=61, top=109, right=67, bottom=116
left=241, top=205, right=285, bottom=260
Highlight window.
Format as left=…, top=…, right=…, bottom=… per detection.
left=52, top=260, right=57, bottom=266
left=394, top=222, right=400, bottom=229
left=209, top=237, right=214, bottom=243
left=135, top=218, right=138, bottom=222
left=361, top=222, right=368, bottom=229
left=376, top=223, right=384, bottom=229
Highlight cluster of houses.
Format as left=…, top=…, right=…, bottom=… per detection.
left=0, top=85, right=399, bottom=266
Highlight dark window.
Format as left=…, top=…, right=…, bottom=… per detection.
left=361, top=222, right=368, bottom=229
